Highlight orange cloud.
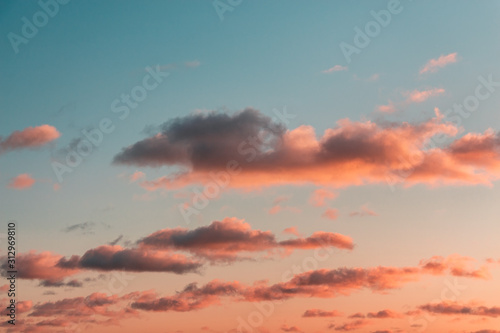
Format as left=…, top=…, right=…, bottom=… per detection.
left=113, top=109, right=500, bottom=190
left=0, top=124, right=60, bottom=154
left=404, top=88, right=445, bottom=103
left=419, top=52, right=459, bottom=74
left=419, top=254, right=490, bottom=279
left=309, top=189, right=337, bottom=207
left=8, top=173, right=35, bottom=189
left=1, top=251, right=80, bottom=282
left=322, top=208, right=339, bottom=220
left=129, top=171, right=145, bottom=182
left=377, top=88, right=445, bottom=113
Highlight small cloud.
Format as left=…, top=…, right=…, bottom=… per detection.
left=39, top=279, right=83, bottom=288
left=280, top=324, right=303, bottom=332
left=419, top=52, right=459, bottom=74
left=322, top=65, right=348, bottom=74
left=108, top=235, right=123, bottom=246
left=377, top=101, right=396, bottom=113
left=0, top=124, right=60, bottom=155
left=322, top=208, right=339, bottom=220
left=404, top=88, right=445, bottom=103
left=349, top=205, right=377, bottom=217
left=8, top=174, right=35, bottom=190
left=377, top=88, right=445, bottom=113
left=130, top=171, right=145, bottom=183
left=309, top=189, right=337, bottom=207
left=283, top=227, right=301, bottom=237
left=185, top=60, right=201, bottom=68
left=62, top=221, right=95, bottom=234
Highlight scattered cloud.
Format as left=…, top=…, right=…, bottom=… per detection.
left=419, top=52, right=459, bottom=74
left=0, top=124, right=60, bottom=155
left=322, top=208, right=339, bottom=220
left=8, top=173, right=35, bottom=189
left=349, top=205, right=377, bottom=217
left=309, top=189, right=337, bottom=207
left=322, top=65, right=348, bottom=74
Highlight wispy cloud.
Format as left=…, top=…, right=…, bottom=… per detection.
left=322, top=65, right=348, bottom=73
left=185, top=60, right=201, bottom=68
left=419, top=52, right=459, bottom=74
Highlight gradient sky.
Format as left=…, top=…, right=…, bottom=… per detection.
left=1, top=1, right=500, bottom=333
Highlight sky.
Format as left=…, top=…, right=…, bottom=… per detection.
left=1, top=1, right=500, bottom=332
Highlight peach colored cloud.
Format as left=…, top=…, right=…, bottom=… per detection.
left=322, top=65, right=348, bottom=73
left=309, top=188, right=337, bottom=207
left=280, top=324, right=303, bottom=332
left=130, top=255, right=491, bottom=313
left=113, top=109, right=500, bottom=190
left=0, top=124, right=60, bottom=154
left=377, top=88, right=445, bottom=113
left=322, top=208, right=339, bottom=220
left=349, top=205, right=377, bottom=217
left=419, top=52, right=458, bottom=74
left=420, top=254, right=491, bottom=279
left=283, top=226, right=300, bottom=236
left=0, top=251, right=80, bottom=282
left=404, top=88, right=445, bottom=103
left=129, top=171, right=145, bottom=182
left=366, top=309, right=403, bottom=319
left=8, top=173, right=35, bottom=189
left=332, top=319, right=370, bottom=331
left=16, top=254, right=493, bottom=332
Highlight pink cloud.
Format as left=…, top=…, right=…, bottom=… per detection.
left=283, top=227, right=301, bottom=237
left=0, top=124, right=60, bottom=154
left=8, top=174, right=35, bottom=190
left=129, top=171, right=145, bottom=182
left=404, top=88, right=445, bottom=103
left=322, top=208, right=339, bottom=220
left=112, top=109, right=500, bottom=190
left=139, top=218, right=353, bottom=262
left=349, top=205, right=377, bottom=217
left=419, top=52, right=459, bottom=74
left=309, top=188, right=337, bottom=207
left=377, top=88, right=445, bottom=113
left=322, top=65, right=348, bottom=73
